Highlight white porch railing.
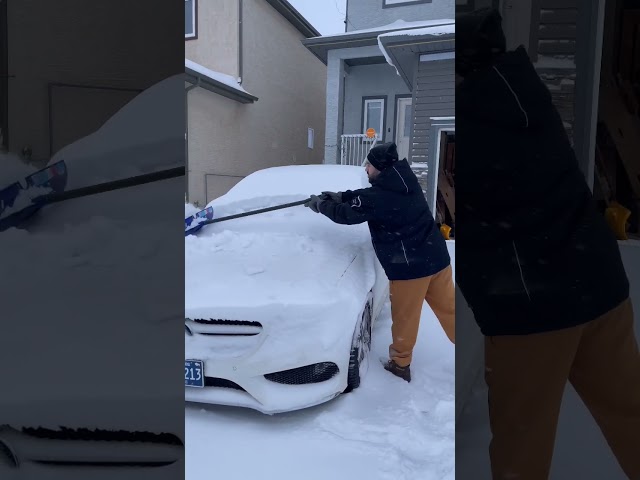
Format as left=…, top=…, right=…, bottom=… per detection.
left=340, top=134, right=377, bottom=166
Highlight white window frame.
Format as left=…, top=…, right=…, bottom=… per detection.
left=307, top=128, right=314, bottom=150
left=432, top=125, right=455, bottom=216
left=363, top=98, right=385, bottom=141
left=185, top=0, right=197, bottom=39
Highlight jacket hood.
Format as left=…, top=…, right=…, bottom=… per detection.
left=371, top=158, right=418, bottom=195
left=457, top=46, right=554, bottom=130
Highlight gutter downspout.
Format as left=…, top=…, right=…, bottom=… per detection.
left=345, top=0, right=349, bottom=32
left=238, top=0, right=243, bottom=84
left=185, top=80, right=199, bottom=203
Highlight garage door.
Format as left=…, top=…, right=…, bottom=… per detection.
left=49, top=84, right=141, bottom=156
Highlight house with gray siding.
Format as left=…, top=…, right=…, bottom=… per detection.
left=303, top=0, right=454, bottom=223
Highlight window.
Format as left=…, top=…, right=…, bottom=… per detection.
left=403, top=103, right=412, bottom=137
left=362, top=98, right=385, bottom=141
left=383, top=0, right=432, bottom=8
left=308, top=128, right=314, bottom=149
left=185, top=0, right=197, bottom=39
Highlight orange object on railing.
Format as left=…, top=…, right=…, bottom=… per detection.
left=440, top=224, right=451, bottom=240
left=604, top=202, right=631, bottom=240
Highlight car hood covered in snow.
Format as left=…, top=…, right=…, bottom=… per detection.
left=185, top=165, right=377, bottom=332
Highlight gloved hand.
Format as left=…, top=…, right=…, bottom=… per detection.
left=321, top=191, right=342, bottom=203
left=304, top=195, right=323, bottom=213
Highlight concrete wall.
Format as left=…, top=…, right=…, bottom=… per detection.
left=184, top=0, right=239, bottom=79
left=343, top=63, right=411, bottom=142
left=187, top=0, right=327, bottom=206
left=7, top=0, right=182, bottom=162
left=346, top=0, right=454, bottom=31
left=323, top=45, right=386, bottom=164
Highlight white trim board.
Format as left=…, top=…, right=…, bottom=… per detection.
left=420, top=52, right=455, bottom=62
left=432, top=126, right=455, bottom=213
left=585, top=0, right=606, bottom=191
left=185, top=0, right=196, bottom=39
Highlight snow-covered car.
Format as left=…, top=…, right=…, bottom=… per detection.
left=185, top=165, right=390, bottom=414
left=1, top=74, right=184, bottom=477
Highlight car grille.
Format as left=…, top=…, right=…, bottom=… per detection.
left=21, top=427, right=182, bottom=445
left=264, top=362, right=339, bottom=385
left=204, top=377, right=245, bottom=391
left=0, top=425, right=183, bottom=468
left=186, top=319, right=262, bottom=336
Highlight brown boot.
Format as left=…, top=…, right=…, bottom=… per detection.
left=382, top=359, right=411, bottom=382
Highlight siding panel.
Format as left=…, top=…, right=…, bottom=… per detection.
left=410, top=58, right=454, bottom=168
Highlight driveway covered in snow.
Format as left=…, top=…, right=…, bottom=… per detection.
left=185, top=299, right=455, bottom=480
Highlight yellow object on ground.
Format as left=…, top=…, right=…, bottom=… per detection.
left=440, top=224, right=451, bottom=240
left=605, top=202, right=631, bottom=240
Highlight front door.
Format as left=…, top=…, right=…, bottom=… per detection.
left=396, top=97, right=412, bottom=161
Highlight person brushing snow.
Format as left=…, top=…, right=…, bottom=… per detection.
left=456, top=7, right=640, bottom=479
left=304, top=142, right=454, bottom=382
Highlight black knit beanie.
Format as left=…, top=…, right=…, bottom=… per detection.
left=366, top=142, right=399, bottom=171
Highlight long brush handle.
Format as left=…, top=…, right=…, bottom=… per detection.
left=199, top=198, right=311, bottom=227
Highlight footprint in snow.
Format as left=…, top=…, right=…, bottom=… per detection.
left=299, top=243, right=313, bottom=252
left=245, top=266, right=265, bottom=276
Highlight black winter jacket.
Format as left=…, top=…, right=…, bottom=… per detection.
left=317, top=159, right=450, bottom=281
left=456, top=46, right=629, bottom=336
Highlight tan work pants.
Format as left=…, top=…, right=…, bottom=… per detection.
left=388, top=265, right=455, bottom=367
left=485, top=297, right=640, bottom=480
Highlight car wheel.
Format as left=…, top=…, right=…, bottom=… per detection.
left=345, top=292, right=373, bottom=393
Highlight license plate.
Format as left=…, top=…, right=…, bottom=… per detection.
left=185, top=360, right=204, bottom=388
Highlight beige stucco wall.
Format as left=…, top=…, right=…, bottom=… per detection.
left=7, top=0, right=182, bottom=162
left=184, top=0, right=239, bottom=78
left=187, top=85, right=247, bottom=205
left=187, top=0, right=327, bottom=206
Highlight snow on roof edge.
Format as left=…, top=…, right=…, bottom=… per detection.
left=308, top=18, right=454, bottom=40
left=376, top=22, right=455, bottom=78
left=377, top=23, right=455, bottom=40
left=185, top=59, right=255, bottom=97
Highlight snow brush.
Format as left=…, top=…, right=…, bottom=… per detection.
left=0, top=164, right=184, bottom=233
left=185, top=198, right=311, bottom=237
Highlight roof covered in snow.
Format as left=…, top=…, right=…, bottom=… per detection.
left=185, top=59, right=258, bottom=104
left=302, top=19, right=454, bottom=65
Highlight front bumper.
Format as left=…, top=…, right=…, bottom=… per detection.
left=185, top=373, right=345, bottom=415
left=185, top=331, right=351, bottom=414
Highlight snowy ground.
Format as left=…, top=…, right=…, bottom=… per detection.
left=185, top=298, right=455, bottom=480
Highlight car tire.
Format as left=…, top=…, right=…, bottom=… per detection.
left=345, top=292, right=373, bottom=393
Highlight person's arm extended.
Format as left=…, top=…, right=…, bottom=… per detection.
left=317, top=193, right=376, bottom=225
left=340, top=188, right=371, bottom=204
